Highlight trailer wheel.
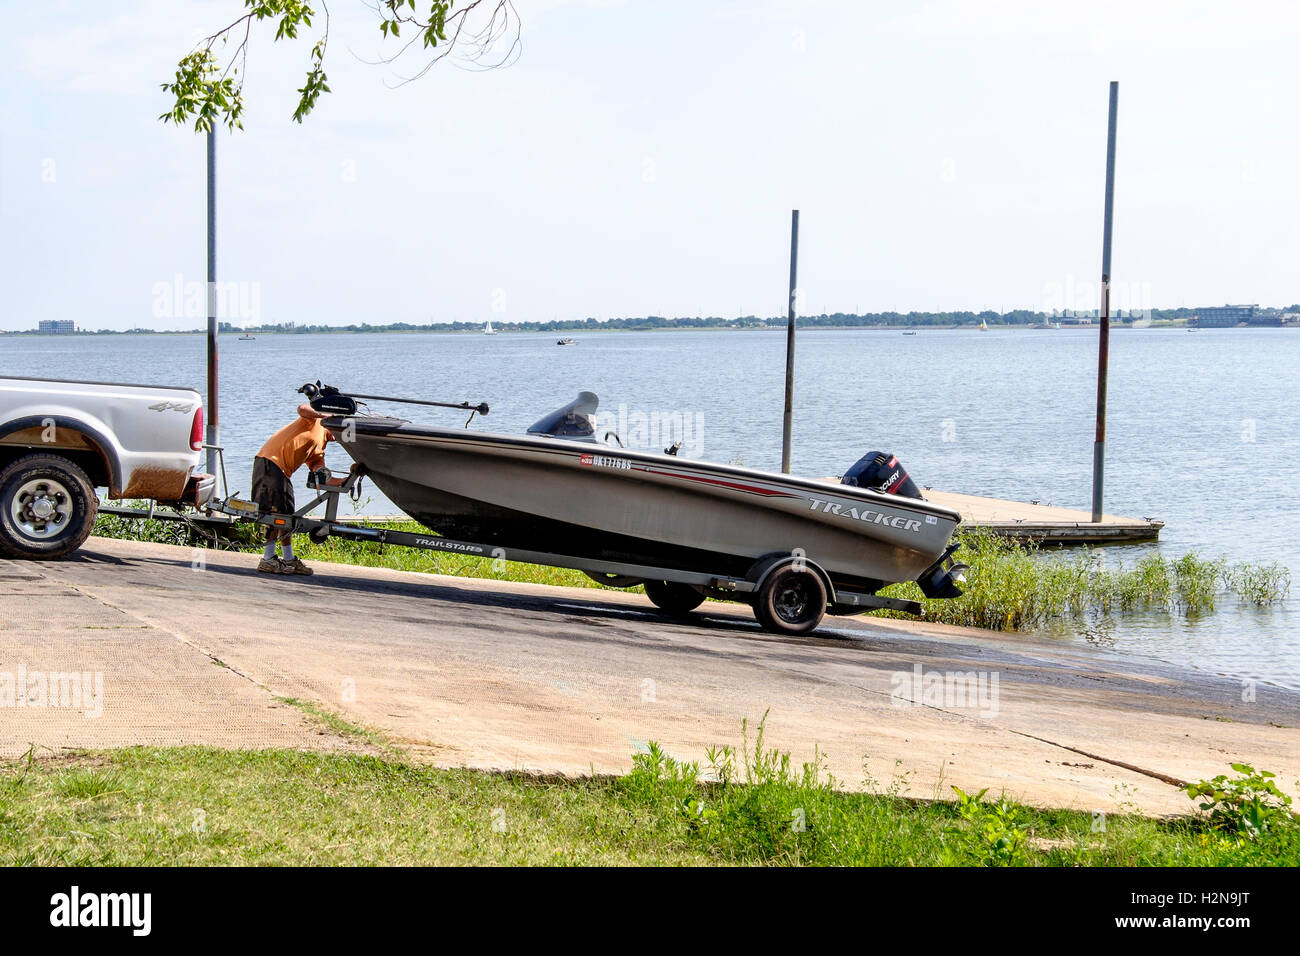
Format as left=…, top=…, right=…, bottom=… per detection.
left=0, top=454, right=98, bottom=560
left=643, top=580, right=706, bottom=616
left=308, top=526, right=331, bottom=544
left=753, top=563, right=827, bottom=635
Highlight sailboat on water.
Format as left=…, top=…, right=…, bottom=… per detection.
left=978, top=319, right=988, bottom=332
left=483, top=319, right=498, bottom=335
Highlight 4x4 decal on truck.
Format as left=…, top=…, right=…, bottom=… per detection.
left=147, top=401, right=194, bottom=414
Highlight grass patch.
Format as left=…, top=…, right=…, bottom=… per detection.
left=1, top=725, right=1295, bottom=866
left=54, top=769, right=126, bottom=801
left=277, top=696, right=396, bottom=754
left=93, top=508, right=261, bottom=551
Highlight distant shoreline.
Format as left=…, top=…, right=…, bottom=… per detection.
left=7, top=321, right=1298, bottom=337
left=5, top=323, right=1294, bottom=338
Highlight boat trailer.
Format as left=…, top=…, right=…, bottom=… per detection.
left=98, top=448, right=927, bottom=635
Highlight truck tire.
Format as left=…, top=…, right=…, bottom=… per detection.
left=753, top=563, right=827, bottom=635
left=0, top=454, right=99, bottom=559
left=643, top=579, right=706, bottom=616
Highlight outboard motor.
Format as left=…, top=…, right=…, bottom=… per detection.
left=842, top=451, right=921, bottom=499
left=527, top=391, right=600, bottom=441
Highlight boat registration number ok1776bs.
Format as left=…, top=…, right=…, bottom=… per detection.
left=579, top=453, right=631, bottom=471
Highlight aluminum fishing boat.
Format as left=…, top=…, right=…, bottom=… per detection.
left=302, top=383, right=966, bottom=634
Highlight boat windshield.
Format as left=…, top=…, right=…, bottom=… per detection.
left=527, top=391, right=600, bottom=441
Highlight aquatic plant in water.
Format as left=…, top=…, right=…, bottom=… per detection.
left=881, top=531, right=1290, bottom=631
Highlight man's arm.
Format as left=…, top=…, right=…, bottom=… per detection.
left=302, top=403, right=331, bottom=475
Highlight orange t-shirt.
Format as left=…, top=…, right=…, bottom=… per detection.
left=257, top=416, right=329, bottom=478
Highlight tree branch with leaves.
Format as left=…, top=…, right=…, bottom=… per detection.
left=161, top=0, right=520, bottom=132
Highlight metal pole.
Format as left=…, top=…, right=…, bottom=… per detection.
left=205, top=127, right=219, bottom=477
left=781, top=209, right=799, bottom=474
left=1091, top=81, right=1118, bottom=523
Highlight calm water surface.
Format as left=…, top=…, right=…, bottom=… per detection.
left=4, top=327, right=1296, bottom=686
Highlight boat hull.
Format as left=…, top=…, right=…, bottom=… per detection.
left=328, top=418, right=962, bottom=590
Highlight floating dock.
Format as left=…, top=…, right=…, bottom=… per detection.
left=920, top=489, right=1163, bottom=544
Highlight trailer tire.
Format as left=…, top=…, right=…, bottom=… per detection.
left=753, top=563, right=827, bottom=635
left=0, top=454, right=98, bottom=560
left=308, top=526, right=331, bottom=544
left=643, top=580, right=706, bottom=616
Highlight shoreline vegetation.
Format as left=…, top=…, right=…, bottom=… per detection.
left=3, top=720, right=1294, bottom=865
left=91, top=517, right=1291, bottom=635
left=8, top=306, right=1299, bottom=336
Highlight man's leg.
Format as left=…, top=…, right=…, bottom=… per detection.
left=252, top=457, right=291, bottom=574
left=278, top=532, right=313, bottom=575
left=257, top=526, right=288, bottom=574
left=273, top=477, right=311, bottom=574
left=263, top=526, right=280, bottom=561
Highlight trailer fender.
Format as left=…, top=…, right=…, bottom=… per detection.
left=747, top=551, right=836, bottom=606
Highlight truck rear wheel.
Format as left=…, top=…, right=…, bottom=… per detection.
left=0, top=454, right=98, bottom=559
left=643, top=579, right=706, bottom=616
left=753, top=563, right=827, bottom=635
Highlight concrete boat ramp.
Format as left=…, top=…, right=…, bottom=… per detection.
left=3, top=537, right=1293, bottom=816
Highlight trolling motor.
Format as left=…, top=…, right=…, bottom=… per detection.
left=297, top=382, right=490, bottom=422
left=298, top=382, right=359, bottom=415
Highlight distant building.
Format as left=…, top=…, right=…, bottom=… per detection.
left=1192, top=304, right=1257, bottom=328
left=37, top=320, right=77, bottom=334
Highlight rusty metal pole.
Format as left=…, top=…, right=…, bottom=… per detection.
left=1091, top=82, right=1118, bottom=523
left=205, top=126, right=219, bottom=478
left=781, top=210, right=799, bottom=474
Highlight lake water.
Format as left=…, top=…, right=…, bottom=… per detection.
left=4, top=327, right=1297, bottom=687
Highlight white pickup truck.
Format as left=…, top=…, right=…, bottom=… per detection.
left=0, top=376, right=215, bottom=559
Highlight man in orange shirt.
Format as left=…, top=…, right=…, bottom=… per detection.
left=251, top=402, right=335, bottom=575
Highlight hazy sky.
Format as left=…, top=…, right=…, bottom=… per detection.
left=2, top=0, right=1297, bottom=330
